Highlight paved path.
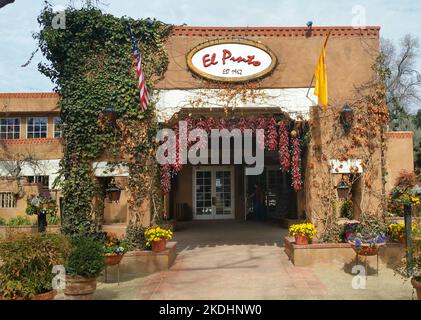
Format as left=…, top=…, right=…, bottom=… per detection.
left=57, top=220, right=415, bottom=300
left=134, top=221, right=414, bottom=300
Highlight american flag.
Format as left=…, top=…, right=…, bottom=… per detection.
left=129, top=26, right=149, bottom=112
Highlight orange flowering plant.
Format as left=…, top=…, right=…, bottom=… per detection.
left=103, top=233, right=128, bottom=256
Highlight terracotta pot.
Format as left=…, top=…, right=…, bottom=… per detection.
left=32, top=290, right=57, bottom=300
left=411, top=278, right=421, bottom=300
left=398, top=235, right=406, bottom=244
left=294, top=234, right=309, bottom=245
left=105, top=254, right=124, bottom=266
left=151, top=239, right=167, bottom=252
left=350, top=242, right=385, bottom=256
left=64, top=275, right=97, bottom=300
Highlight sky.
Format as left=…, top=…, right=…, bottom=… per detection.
left=1, top=0, right=421, bottom=94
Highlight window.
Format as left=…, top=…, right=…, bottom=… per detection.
left=53, top=117, right=63, bottom=138
left=0, top=192, right=16, bottom=208
left=27, top=117, right=48, bottom=138
left=26, top=176, right=50, bottom=189
left=0, top=118, right=20, bottom=139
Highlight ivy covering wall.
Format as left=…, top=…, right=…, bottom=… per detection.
left=36, top=4, right=172, bottom=235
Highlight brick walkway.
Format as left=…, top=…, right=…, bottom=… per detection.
left=133, top=221, right=413, bottom=300
left=56, top=220, right=413, bottom=300
left=136, top=221, right=329, bottom=299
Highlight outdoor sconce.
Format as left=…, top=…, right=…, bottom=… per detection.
left=340, top=104, right=354, bottom=134
left=105, top=179, right=121, bottom=203
left=336, top=178, right=351, bottom=200
left=101, top=105, right=118, bottom=128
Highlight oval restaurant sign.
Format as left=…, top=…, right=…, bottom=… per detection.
left=187, top=39, right=277, bottom=82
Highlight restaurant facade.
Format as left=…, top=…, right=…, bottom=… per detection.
left=0, top=26, right=415, bottom=234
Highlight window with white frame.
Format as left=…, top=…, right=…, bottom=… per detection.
left=0, top=192, right=17, bottom=208
left=53, top=117, right=63, bottom=138
left=27, top=117, right=48, bottom=138
left=0, top=118, right=20, bottom=139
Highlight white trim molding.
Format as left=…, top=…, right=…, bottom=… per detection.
left=155, top=88, right=316, bottom=122
left=0, top=159, right=60, bottom=189
left=92, top=162, right=129, bottom=177
left=329, top=159, right=363, bottom=174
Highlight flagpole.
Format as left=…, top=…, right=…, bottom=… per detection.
left=306, top=75, right=315, bottom=98
left=306, top=30, right=332, bottom=99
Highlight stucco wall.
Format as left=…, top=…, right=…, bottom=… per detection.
left=386, top=131, right=415, bottom=192
left=156, top=27, right=380, bottom=94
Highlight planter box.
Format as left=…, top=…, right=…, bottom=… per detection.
left=284, top=236, right=404, bottom=268
left=119, top=241, right=177, bottom=275
left=0, top=225, right=61, bottom=240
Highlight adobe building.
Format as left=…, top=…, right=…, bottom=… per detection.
left=0, top=26, right=415, bottom=233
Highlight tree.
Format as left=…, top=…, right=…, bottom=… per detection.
left=415, top=109, right=421, bottom=129
left=380, top=34, right=421, bottom=171
left=0, top=0, right=14, bottom=9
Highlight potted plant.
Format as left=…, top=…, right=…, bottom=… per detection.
left=340, top=221, right=360, bottom=242
left=349, top=232, right=387, bottom=256
left=64, top=236, right=106, bottom=300
left=288, top=223, right=316, bottom=245
left=387, top=171, right=420, bottom=217
left=388, top=222, right=420, bottom=244
left=348, top=213, right=388, bottom=256
left=410, top=239, right=421, bottom=299
left=0, top=233, right=70, bottom=300
left=144, top=226, right=173, bottom=253
left=411, top=249, right=421, bottom=300
left=393, top=236, right=421, bottom=300
left=103, top=233, right=128, bottom=266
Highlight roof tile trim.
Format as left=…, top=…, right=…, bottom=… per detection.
left=171, top=26, right=380, bottom=37
left=387, top=131, right=413, bottom=139
left=0, top=92, right=59, bottom=99
left=1, top=138, right=62, bottom=145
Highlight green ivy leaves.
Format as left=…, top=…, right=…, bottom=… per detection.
left=36, top=4, right=172, bottom=235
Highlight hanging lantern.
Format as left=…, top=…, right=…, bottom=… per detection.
left=336, top=178, right=351, bottom=200
left=340, top=104, right=354, bottom=133
left=105, top=180, right=121, bottom=203
left=101, top=105, right=118, bottom=128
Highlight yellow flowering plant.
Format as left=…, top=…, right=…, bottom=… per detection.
left=388, top=222, right=420, bottom=242
left=288, top=223, right=317, bottom=240
left=144, top=226, right=173, bottom=247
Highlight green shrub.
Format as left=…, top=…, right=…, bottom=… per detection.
left=65, top=236, right=105, bottom=278
left=0, top=217, right=6, bottom=226
left=0, top=233, right=70, bottom=300
left=340, top=199, right=353, bottom=220
left=6, top=216, right=33, bottom=227
left=47, top=214, right=61, bottom=225
left=125, top=222, right=147, bottom=250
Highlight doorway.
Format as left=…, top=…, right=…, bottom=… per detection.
left=193, top=166, right=235, bottom=220
left=245, top=166, right=296, bottom=220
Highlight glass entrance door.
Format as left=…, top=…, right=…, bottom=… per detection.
left=245, top=166, right=294, bottom=220
left=193, top=167, right=234, bottom=220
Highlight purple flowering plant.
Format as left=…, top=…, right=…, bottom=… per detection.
left=347, top=214, right=388, bottom=248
